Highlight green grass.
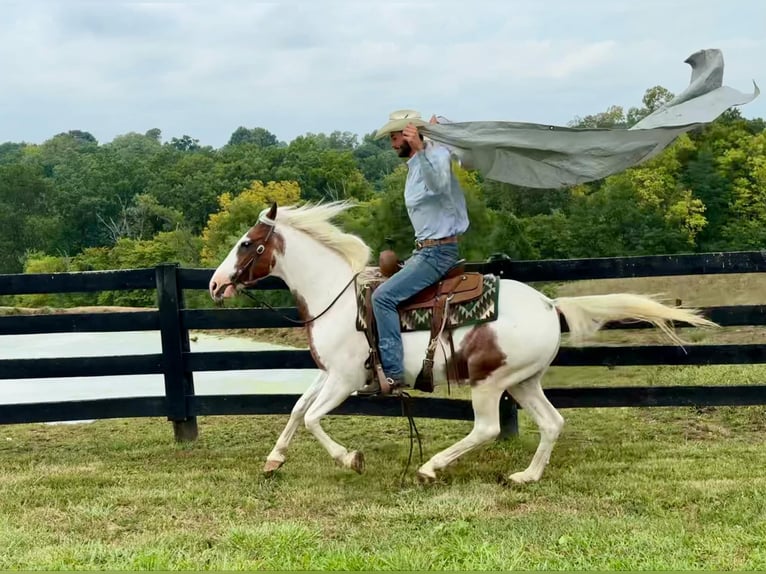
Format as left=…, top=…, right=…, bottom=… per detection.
left=3, top=272, right=766, bottom=569
left=2, top=386, right=766, bottom=570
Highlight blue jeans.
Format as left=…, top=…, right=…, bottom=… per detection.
left=371, top=243, right=460, bottom=380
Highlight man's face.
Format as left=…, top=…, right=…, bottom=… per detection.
left=389, top=131, right=411, bottom=158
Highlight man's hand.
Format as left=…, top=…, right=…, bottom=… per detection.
left=402, top=122, right=423, bottom=153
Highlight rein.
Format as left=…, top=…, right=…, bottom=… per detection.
left=238, top=272, right=360, bottom=327
left=397, top=391, right=424, bottom=487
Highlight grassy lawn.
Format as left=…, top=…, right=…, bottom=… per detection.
left=2, top=272, right=766, bottom=569
left=1, top=392, right=765, bottom=570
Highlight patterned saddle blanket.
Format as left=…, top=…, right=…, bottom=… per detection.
left=354, top=267, right=500, bottom=333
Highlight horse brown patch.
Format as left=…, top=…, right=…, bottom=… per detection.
left=293, top=292, right=325, bottom=370
left=447, top=324, right=506, bottom=384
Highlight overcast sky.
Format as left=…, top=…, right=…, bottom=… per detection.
left=1, top=0, right=763, bottom=148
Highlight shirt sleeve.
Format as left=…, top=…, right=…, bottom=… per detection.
left=414, top=144, right=452, bottom=194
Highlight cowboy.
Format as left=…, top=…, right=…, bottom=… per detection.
left=359, top=110, right=470, bottom=395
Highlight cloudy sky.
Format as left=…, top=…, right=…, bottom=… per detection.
left=1, top=0, right=763, bottom=148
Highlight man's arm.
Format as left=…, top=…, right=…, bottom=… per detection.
left=403, top=121, right=452, bottom=193
left=414, top=144, right=451, bottom=192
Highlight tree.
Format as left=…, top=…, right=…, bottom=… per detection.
left=566, top=135, right=707, bottom=257
left=569, top=104, right=627, bottom=128
left=275, top=136, right=372, bottom=202
left=227, top=127, right=280, bottom=147
left=568, top=86, right=675, bottom=129
left=145, top=148, right=224, bottom=234
left=0, top=142, right=26, bottom=165
left=519, top=211, right=572, bottom=259
left=168, top=135, right=201, bottom=152
left=717, top=130, right=766, bottom=248
left=626, top=86, right=675, bottom=126
left=0, top=164, right=62, bottom=273
left=353, top=132, right=400, bottom=191
left=200, top=180, right=301, bottom=265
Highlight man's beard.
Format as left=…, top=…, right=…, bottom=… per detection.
left=397, top=141, right=412, bottom=158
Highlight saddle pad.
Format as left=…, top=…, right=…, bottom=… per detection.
left=354, top=267, right=500, bottom=333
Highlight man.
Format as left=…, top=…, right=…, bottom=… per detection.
left=360, top=109, right=470, bottom=395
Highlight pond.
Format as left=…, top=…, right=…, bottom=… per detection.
left=0, top=331, right=318, bottom=405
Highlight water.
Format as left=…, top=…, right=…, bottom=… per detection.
left=0, top=331, right=319, bottom=405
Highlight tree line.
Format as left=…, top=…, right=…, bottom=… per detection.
left=1, top=85, right=764, bottom=308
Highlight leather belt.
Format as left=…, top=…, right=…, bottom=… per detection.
left=415, top=235, right=459, bottom=250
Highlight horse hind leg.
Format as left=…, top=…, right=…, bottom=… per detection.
left=504, top=372, right=564, bottom=484
left=416, top=363, right=542, bottom=483
left=263, top=371, right=327, bottom=475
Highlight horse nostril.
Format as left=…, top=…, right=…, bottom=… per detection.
left=211, top=281, right=218, bottom=292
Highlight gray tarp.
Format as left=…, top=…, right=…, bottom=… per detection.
left=421, top=49, right=760, bottom=189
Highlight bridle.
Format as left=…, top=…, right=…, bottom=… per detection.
left=218, top=219, right=358, bottom=327
left=230, top=220, right=276, bottom=288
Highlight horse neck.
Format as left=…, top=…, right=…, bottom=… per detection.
left=274, top=227, right=357, bottom=315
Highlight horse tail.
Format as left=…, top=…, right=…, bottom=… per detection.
left=552, top=293, right=718, bottom=347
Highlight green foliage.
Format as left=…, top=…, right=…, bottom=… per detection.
left=15, top=229, right=202, bottom=308
left=0, top=95, right=763, bottom=308
left=227, top=126, right=280, bottom=147
left=718, top=130, right=766, bottom=248
left=274, top=135, right=373, bottom=202
left=0, top=163, right=62, bottom=273
left=201, top=180, right=301, bottom=266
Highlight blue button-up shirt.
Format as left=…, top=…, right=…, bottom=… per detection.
left=404, top=142, right=470, bottom=241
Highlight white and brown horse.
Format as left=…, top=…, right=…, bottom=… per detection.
left=209, top=201, right=716, bottom=484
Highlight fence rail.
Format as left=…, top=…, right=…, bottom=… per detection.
left=1, top=251, right=765, bottom=439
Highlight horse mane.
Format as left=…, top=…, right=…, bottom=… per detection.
left=273, top=201, right=371, bottom=273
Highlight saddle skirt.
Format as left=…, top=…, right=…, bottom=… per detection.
left=354, top=266, right=500, bottom=333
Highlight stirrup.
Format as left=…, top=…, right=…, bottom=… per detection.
left=356, top=376, right=407, bottom=397
left=382, top=377, right=409, bottom=396
left=356, top=378, right=382, bottom=397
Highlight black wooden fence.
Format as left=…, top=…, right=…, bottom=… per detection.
left=2, top=250, right=766, bottom=441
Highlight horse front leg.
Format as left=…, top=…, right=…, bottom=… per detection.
left=263, top=371, right=327, bottom=475
left=303, top=371, right=365, bottom=473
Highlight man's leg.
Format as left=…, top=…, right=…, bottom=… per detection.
left=371, top=245, right=459, bottom=385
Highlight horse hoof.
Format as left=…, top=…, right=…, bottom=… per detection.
left=348, top=450, right=365, bottom=474
left=507, top=471, right=537, bottom=484
left=263, top=459, right=284, bottom=476
left=416, top=470, right=436, bottom=484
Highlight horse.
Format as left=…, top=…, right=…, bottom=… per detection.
left=208, top=200, right=717, bottom=484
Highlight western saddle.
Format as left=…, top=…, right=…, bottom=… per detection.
left=363, top=249, right=484, bottom=395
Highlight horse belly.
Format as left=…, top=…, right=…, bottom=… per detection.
left=402, top=279, right=561, bottom=385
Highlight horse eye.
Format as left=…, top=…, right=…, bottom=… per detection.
left=241, top=240, right=252, bottom=249
left=256, top=245, right=265, bottom=254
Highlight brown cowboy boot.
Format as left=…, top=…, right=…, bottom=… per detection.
left=356, top=375, right=407, bottom=397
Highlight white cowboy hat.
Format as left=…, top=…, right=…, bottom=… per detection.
left=375, top=109, right=428, bottom=139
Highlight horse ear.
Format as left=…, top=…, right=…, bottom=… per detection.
left=267, top=202, right=277, bottom=220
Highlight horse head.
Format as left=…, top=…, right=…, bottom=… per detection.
left=209, top=202, right=285, bottom=302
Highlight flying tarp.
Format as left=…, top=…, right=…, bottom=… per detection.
left=421, top=49, right=760, bottom=189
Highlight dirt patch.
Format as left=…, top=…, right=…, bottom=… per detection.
left=1, top=306, right=309, bottom=348
left=0, top=306, right=150, bottom=316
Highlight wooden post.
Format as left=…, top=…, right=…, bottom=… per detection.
left=156, top=264, right=198, bottom=442
left=498, top=390, right=518, bottom=439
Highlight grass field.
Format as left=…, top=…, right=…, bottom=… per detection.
left=1, top=273, right=766, bottom=569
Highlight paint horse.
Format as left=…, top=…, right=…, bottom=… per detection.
left=209, top=201, right=716, bottom=484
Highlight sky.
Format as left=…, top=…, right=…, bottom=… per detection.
left=1, top=0, right=764, bottom=148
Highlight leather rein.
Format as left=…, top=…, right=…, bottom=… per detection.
left=238, top=273, right=359, bottom=327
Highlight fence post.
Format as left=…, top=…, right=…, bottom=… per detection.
left=156, top=263, right=198, bottom=442
left=498, top=391, right=518, bottom=439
